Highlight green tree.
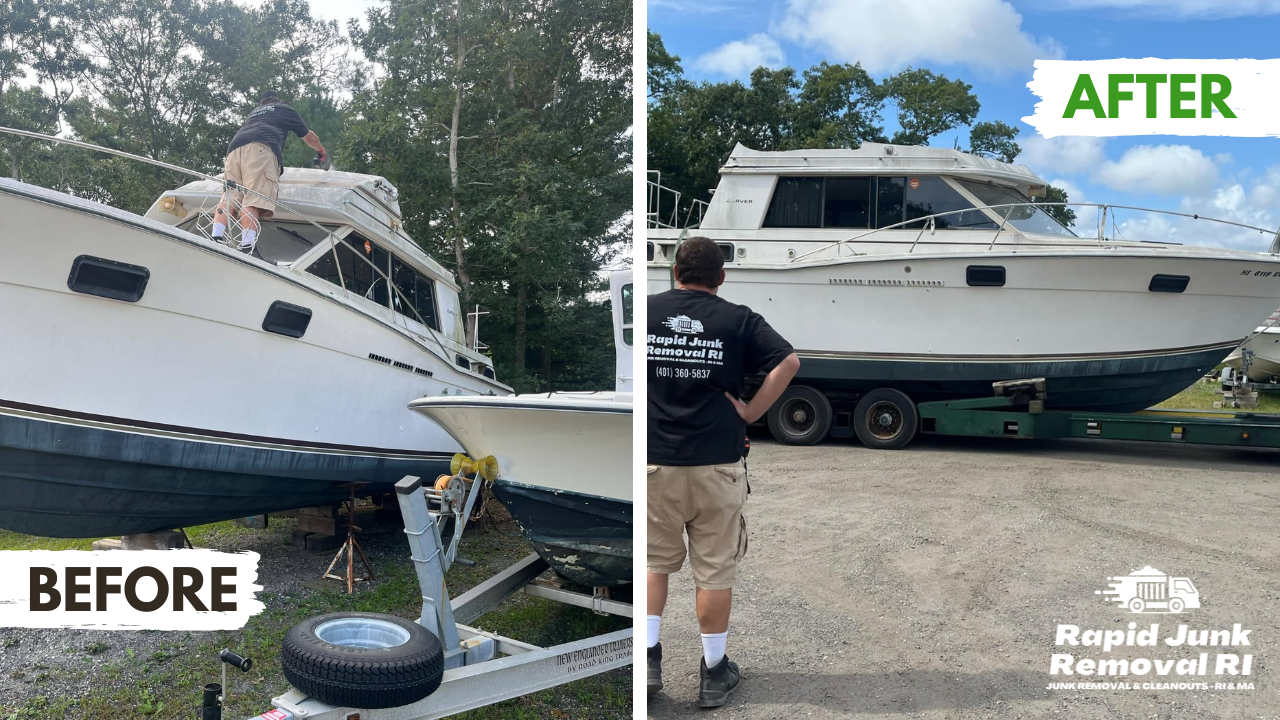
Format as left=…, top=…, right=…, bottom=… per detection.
left=1036, top=185, right=1077, bottom=228
left=967, top=120, right=1020, bottom=164
left=347, top=0, right=631, bottom=391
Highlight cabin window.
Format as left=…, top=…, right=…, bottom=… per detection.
left=966, top=265, right=1006, bottom=287
left=391, top=257, right=440, bottom=331
left=901, top=177, right=998, bottom=230
left=958, top=180, right=1076, bottom=237
left=67, top=255, right=149, bottom=302
left=262, top=300, right=312, bottom=338
left=483, top=367, right=495, bottom=379
left=343, top=234, right=391, bottom=308
left=717, top=243, right=735, bottom=262
left=178, top=218, right=338, bottom=264
left=876, top=177, right=906, bottom=229
left=763, top=177, right=823, bottom=228
left=1149, top=274, right=1190, bottom=293
left=456, top=354, right=470, bottom=369
left=823, top=177, right=874, bottom=228
left=647, top=242, right=655, bottom=261
left=621, top=283, right=634, bottom=346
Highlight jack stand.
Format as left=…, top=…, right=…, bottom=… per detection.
left=321, top=483, right=375, bottom=594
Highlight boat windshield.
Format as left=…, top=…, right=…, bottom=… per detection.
left=957, top=181, right=1076, bottom=237
left=177, top=217, right=340, bottom=264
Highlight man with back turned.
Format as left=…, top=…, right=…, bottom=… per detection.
left=646, top=236, right=801, bottom=708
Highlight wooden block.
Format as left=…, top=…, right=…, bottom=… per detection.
left=121, top=531, right=185, bottom=551
left=298, top=505, right=338, bottom=518
left=297, top=514, right=341, bottom=536
left=291, top=529, right=312, bottom=548
left=91, top=538, right=122, bottom=551
left=305, top=533, right=343, bottom=553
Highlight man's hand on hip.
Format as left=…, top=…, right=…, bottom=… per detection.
left=724, top=392, right=752, bottom=423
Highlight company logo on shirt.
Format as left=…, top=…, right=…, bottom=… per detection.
left=663, top=315, right=704, bottom=335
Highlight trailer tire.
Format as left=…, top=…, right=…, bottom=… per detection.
left=282, top=612, right=444, bottom=709
left=853, top=389, right=918, bottom=450
left=766, top=386, right=832, bottom=445
left=1170, top=598, right=1184, bottom=613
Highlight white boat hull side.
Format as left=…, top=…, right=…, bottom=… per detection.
left=408, top=394, right=633, bottom=502
left=649, top=252, right=1280, bottom=360
left=1225, top=328, right=1280, bottom=381
left=0, top=183, right=494, bottom=456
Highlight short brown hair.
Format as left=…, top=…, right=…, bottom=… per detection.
left=675, top=237, right=724, bottom=288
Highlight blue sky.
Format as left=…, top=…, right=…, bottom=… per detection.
left=649, top=0, right=1280, bottom=249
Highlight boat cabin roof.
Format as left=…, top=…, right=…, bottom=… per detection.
left=722, top=143, right=1048, bottom=196
left=157, top=168, right=453, bottom=284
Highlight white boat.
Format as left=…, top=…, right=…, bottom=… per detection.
left=1224, top=315, right=1280, bottom=381
left=648, top=144, right=1280, bottom=446
left=409, top=271, right=633, bottom=587
left=0, top=132, right=509, bottom=536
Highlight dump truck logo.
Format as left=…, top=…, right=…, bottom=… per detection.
left=1095, top=566, right=1200, bottom=614
left=663, top=315, right=704, bottom=335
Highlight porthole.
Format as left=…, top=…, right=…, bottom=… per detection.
left=966, top=265, right=1005, bottom=287
left=262, top=300, right=312, bottom=338
left=1149, top=274, right=1190, bottom=293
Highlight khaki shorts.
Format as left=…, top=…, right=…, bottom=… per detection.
left=224, top=142, right=279, bottom=218
left=647, top=463, right=749, bottom=590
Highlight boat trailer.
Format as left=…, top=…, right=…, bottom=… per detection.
left=203, top=466, right=632, bottom=720
left=919, top=378, right=1280, bottom=447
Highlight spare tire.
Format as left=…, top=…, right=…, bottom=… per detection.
left=282, top=612, right=444, bottom=709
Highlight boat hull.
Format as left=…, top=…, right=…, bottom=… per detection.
left=0, top=406, right=449, bottom=537
left=1224, top=328, right=1280, bottom=382
left=409, top=394, right=632, bottom=586
left=649, top=249, right=1280, bottom=410
left=492, top=479, right=631, bottom=587
left=0, top=179, right=500, bottom=537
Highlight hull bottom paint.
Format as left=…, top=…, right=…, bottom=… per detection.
left=492, top=479, right=632, bottom=588
left=0, top=410, right=449, bottom=538
left=796, top=343, right=1235, bottom=413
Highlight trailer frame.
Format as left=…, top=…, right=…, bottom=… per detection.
left=918, top=378, right=1280, bottom=448
left=240, top=473, right=632, bottom=720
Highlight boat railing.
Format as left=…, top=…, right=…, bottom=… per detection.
left=790, top=202, right=1280, bottom=263
left=647, top=170, right=707, bottom=229
left=0, top=126, right=478, bottom=364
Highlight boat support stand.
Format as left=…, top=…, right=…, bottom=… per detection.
left=240, top=473, right=633, bottom=720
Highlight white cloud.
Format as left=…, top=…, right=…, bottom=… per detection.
left=692, top=34, right=785, bottom=78
left=1091, top=145, right=1222, bottom=196
left=775, top=0, right=1062, bottom=75
left=1051, top=0, right=1280, bottom=20
left=1018, top=135, right=1107, bottom=177
left=1104, top=165, right=1280, bottom=251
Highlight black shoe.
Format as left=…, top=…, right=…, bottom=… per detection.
left=647, top=643, right=663, bottom=695
left=697, top=655, right=740, bottom=709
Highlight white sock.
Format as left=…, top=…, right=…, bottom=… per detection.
left=646, top=615, right=661, bottom=649
left=701, top=630, right=727, bottom=667
left=238, top=228, right=257, bottom=248
left=211, top=221, right=226, bottom=238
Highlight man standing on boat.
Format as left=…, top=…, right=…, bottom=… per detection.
left=212, top=90, right=327, bottom=253
left=647, top=236, right=800, bottom=708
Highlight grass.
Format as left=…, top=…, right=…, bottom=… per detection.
left=1156, top=374, right=1280, bottom=412
left=0, top=505, right=631, bottom=720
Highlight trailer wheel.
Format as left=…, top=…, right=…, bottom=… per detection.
left=853, top=389, right=918, bottom=450
left=282, top=612, right=444, bottom=709
left=1128, top=598, right=1145, bottom=613
left=766, top=386, right=832, bottom=445
left=1170, top=598, right=1184, bottom=613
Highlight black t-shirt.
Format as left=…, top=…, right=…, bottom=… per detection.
left=647, top=289, right=794, bottom=466
left=227, top=103, right=310, bottom=172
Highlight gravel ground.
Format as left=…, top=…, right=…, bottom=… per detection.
left=648, top=433, right=1280, bottom=719
left=0, top=500, right=631, bottom=719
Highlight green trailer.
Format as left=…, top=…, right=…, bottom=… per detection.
left=916, top=378, right=1280, bottom=448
